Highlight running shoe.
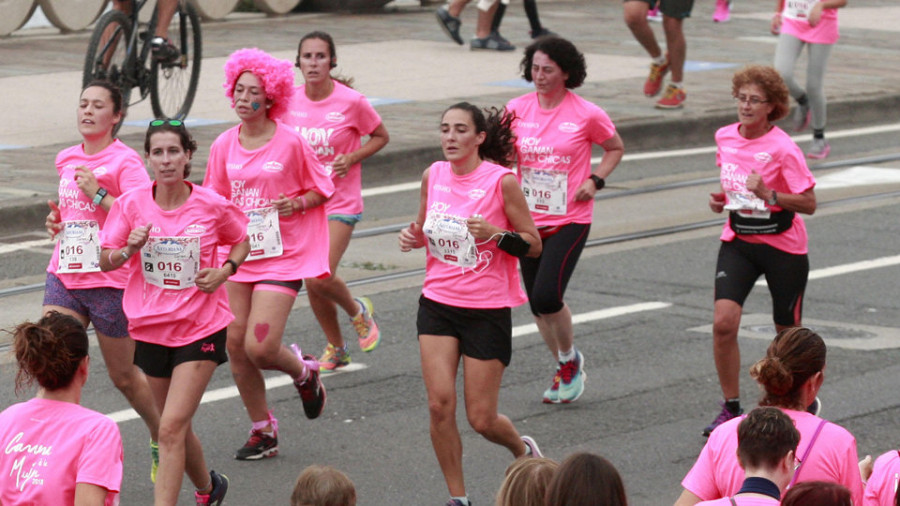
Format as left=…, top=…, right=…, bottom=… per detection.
left=702, top=401, right=743, bottom=437
left=644, top=57, right=669, bottom=97
left=150, top=36, right=180, bottom=65
left=319, top=343, right=351, bottom=372
left=291, top=344, right=327, bottom=419
left=234, top=429, right=279, bottom=460
left=806, top=396, right=822, bottom=416
left=445, top=500, right=471, bottom=506
left=352, top=296, right=381, bottom=352
left=150, top=440, right=159, bottom=483
left=557, top=350, right=586, bottom=403
left=807, top=138, right=831, bottom=159
left=470, top=31, right=516, bottom=51
left=521, top=435, right=543, bottom=458
left=656, top=84, right=686, bottom=109
left=542, top=367, right=561, bottom=404
left=712, top=0, right=731, bottom=22
left=436, top=6, right=464, bottom=45
left=647, top=5, right=662, bottom=22
left=792, top=103, right=811, bottom=131
left=194, top=470, right=228, bottom=506
left=530, top=27, right=557, bottom=39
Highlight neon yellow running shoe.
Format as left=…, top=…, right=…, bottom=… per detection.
left=351, top=297, right=381, bottom=352
left=150, top=440, right=159, bottom=483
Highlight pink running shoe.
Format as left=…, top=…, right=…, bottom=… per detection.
left=713, top=0, right=731, bottom=22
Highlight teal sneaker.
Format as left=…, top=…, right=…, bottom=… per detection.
left=542, top=367, right=561, bottom=404
left=557, top=350, right=586, bottom=403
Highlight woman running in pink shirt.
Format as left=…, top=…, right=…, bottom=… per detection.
left=399, top=102, right=543, bottom=506
left=203, top=48, right=334, bottom=462
left=101, top=120, right=250, bottom=506
left=0, top=312, right=123, bottom=506
left=702, top=65, right=816, bottom=437
left=284, top=31, right=390, bottom=373
left=863, top=450, right=900, bottom=506
left=675, top=327, right=864, bottom=506
left=506, top=36, right=624, bottom=405
left=43, top=79, right=160, bottom=481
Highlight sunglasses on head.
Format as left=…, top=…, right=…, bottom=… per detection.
left=149, top=119, right=184, bottom=127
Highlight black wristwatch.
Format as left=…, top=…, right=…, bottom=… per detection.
left=589, top=174, right=605, bottom=191
left=223, top=259, right=239, bottom=274
left=767, top=190, right=777, bottom=206
left=92, top=187, right=108, bottom=205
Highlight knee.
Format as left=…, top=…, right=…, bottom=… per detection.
left=466, top=411, right=495, bottom=435
left=530, top=292, right=562, bottom=316
left=427, top=396, right=455, bottom=427
left=712, top=310, right=741, bottom=341
left=106, top=366, right=137, bottom=392
left=157, top=417, right=189, bottom=447
left=246, top=345, right=280, bottom=369
left=624, top=11, right=645, bottom=30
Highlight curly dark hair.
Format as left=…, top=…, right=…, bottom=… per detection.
left=443, top=102, right=517, bottom=168
left=732, top=65, right=790, bottom=122
left=12, top=311, right=89, bottom=394
left=520, top=36, right=587, bottom=89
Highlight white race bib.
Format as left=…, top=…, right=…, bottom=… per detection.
left=784, top=0, right=815, bottom=20
left=724, top=190, right=771, bottom=219
left=141, top=236, right=200, bottom=290
left=245, top=207, right=283, bottom=261
left=423, top=212, right=478, bottom=268
left=57, top=220, right=102, bottom=273
left=520, top=166, right=568, bottom=215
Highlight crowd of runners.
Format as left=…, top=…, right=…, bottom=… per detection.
left=2, top=0, right=889, bottom=503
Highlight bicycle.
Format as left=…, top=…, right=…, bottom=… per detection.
left=83, top=0, right=201, bottom=126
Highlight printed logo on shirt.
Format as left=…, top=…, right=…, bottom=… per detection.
left=5, top=431, right=53, bottom=492
left=433, top=184, right=452, bottom=193
left=262, top=161, right=284, bottom=173
left=299, top=127, right=336, bottom=158
left=290, top=110, right=309, bottom=118
left=93, top=166, right=108, bottom=176
left=516, top=121, right=540, bottom=129
left=429, top=201, right=451, bottom=213
left=721, top=146, right=738, bottom=154
left=468, top=189, right=486, bottom=200
left=326, top=112, right=345, bottom=123
left=754, top=152, right=773, bottom=163
left=558, top=122, right=579, bottom=133
left=227, top=163, right=243, bottom=171
left=184, top=224, right=207, bottom=236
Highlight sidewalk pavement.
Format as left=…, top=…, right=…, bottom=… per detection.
left=1, top=0, right=898, bottom=235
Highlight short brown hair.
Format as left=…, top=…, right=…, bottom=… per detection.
left=781, top=481, right=852, bottom=506
left=545, top=453, right=627, bottom=506
left=495, top=457, right=559, bottom=506
left=737, top=407, right=800, bottom=470
left=732, top=65, right=790, bottom=122
left=291, top=465, right=356, bottom=506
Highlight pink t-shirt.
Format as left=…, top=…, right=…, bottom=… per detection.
left=283, top=81, right=382, bottom=215
left=716, top=123, right=816, bottom=255
left=48, top=140, right=151, bottom=289
left=682, top=409, right=863, bottom=505
left=698, top=496, right=778, bottom=506
left=863, top=450, right=900, bottom=506
left=0, top=398, right=122, bottom=506
left=101, top=182, right=248, bottom=346
left=204, top=122, right=335, bottom=282
left=781, top=1, right=840, bottom=44
left=506, top=91, right=616, bottom=227
left=421, top=161, right=528, bottom=309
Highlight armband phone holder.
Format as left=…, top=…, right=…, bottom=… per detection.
left=497, top=231, right=530, bottom=258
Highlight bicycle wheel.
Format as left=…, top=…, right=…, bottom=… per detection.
left=83, top=9, right=134, bottom=112
left=150, top=2, right=201, bottom=120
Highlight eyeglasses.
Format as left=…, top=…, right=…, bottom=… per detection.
left=734, top=96, right=769, bottom=106
left=149, top=119, right=184, bottom=127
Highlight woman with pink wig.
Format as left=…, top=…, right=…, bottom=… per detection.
left=203, top=48, right=335, bottom=461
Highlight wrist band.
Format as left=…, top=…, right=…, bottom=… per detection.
left=224, top=259, right=239, bottom=275
left=92, top=188, right=108, bottom=206
left=120, top=248, right=130, bottom=261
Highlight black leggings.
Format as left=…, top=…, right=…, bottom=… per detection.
left=520, top=223, right=590, bottom=316
left=714, top=238, right=808, bottom=326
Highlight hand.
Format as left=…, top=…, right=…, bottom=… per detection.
left=808, top=2, right=824, bottom=26
left=331, top=154, right=352, bottom=178
left=399, top=222, right=425, bottom=251
left=859, top=454, right=873, bottom=482
left=574, top=179, right=596, bottom=202
left=46, top=200, right=63, bottom=239
left=127, top=223, right=152, bottom=251
left=273, top=193, right=296, bottom=217
left=74, top=166, right=100, bottom=200
left=194, top=267, right=229, bottom=293
left=465, top=214, right=496, bottom=241
left=709, top=192, right=726, bottom=213
left=771, top=12, right=782, bottom=35
left=745, top=170, right=770, bottom=200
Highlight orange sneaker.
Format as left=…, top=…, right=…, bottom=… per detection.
left=655, top=84, right=686, bottom=109
left=644, top=57, right=669, bottom=97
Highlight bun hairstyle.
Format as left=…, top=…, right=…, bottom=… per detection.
left=12, top=311, right=89, bottom=394
left=749, top=327, right=826, bottom=409
left=443, top=102, right=518, bottom=168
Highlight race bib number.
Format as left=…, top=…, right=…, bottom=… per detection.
left=141, top=236, right=200, bottom=290
left=724, top=190, right=771, bottom=219
left=57, top=220, right=101, bottom=273
left=245, top=207, right=283, bottom=261
left=423, top=212, right=478, bottom=268
left=784, top=0, right=815, bottom=20
left=520, top=166, right=568, bottom=215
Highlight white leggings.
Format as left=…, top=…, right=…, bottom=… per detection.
left=773, top=32, right=833, bottom=131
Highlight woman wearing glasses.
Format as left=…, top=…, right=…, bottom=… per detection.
left=42, top=79, right=160, bottom=481
left=203, top=48, right=334, bottom=462
left=675, top=327, right=864, bottom=506
left=701, top=65, right=816, bottom=437
left=100, top=119, right=250, bottom=505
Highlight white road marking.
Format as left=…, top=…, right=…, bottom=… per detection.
left=0, top=238, right=53, bottom=254
left=756, top=254, right=900, bottom=287
left=104, top=302, right=671, bottom=423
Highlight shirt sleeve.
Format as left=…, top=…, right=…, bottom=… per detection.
left=217, top=196, right=250, bottom=247
left=100, top=197, right=132, bottom=249
left=354, top=93, right=383, bottom=136
left=203, top=135, right=232, bottom=200
left=75, top=417, right=123, bottom=494
left=586, top=103, right=616, bottom=146
left=778, top=144, right=816, bottom=194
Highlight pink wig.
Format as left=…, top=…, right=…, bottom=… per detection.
left=223, top=48, right=294, bottom=121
